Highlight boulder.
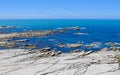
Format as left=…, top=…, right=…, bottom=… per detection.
left=51, top=51, right=56, bottom=56
left=40, top=47, right=51, bottom=52
left=82, top=51, right=93, bottom=57
left=56, top=51, right=62, bottom=55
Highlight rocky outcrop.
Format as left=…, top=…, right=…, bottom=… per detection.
left=67, top=43, right=83, bottom=48
left=0, top=26, right=81, bottom=39
left=59, top=43, right=83, bottom=48
left=40, top=47, right=51, bottom=52
left=15, top=39, right=30, bottom=43
left=0, top=26, right=16, bottom=30
left=59, top=43, right=66, bottom=48
left=0, top=49, right=119, bottom=75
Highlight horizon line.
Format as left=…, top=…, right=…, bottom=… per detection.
left=0, top=18, right=120, bottom=20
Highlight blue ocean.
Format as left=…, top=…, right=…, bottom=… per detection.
left=0, top=19, right=120, bottom=52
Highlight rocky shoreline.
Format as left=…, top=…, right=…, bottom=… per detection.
left=0, top=26, right=120, bottom=75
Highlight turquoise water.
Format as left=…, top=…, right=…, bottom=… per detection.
left=0, top=19, right=120, bottom=52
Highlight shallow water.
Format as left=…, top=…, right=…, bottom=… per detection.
left=0, top=19, right=120, bottom=52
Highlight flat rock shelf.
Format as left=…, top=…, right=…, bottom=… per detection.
left=0, top=49, right=120, bottom=75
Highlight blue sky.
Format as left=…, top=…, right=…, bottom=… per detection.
left=0, top=0, right=120, bottom=19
